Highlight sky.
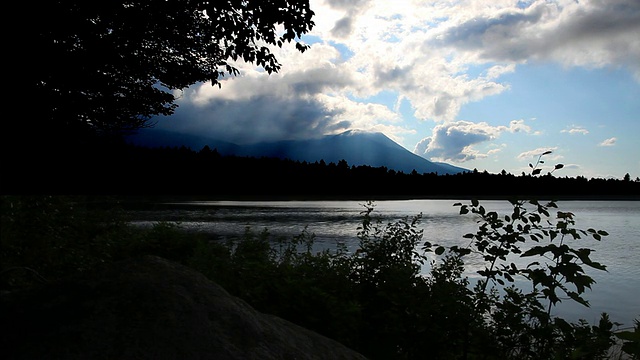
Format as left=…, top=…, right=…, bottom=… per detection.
left=150, top=0, right=640, bottom=179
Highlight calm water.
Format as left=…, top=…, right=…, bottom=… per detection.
left=129, top=199, right=640, bottom=326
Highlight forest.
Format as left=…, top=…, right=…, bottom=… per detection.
left=6, top=142, right=638, bottom=199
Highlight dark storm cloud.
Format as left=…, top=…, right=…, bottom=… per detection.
left=440, top=9, right=545, bottom=49
left=327, top=0, right=373, bottom=38
left=155, top=94, right=351, bottom=144
left=149, top=41, right=365, bottom=144
left=331, top=16, right=354, bottom=38
left=433, top=0, right=640, bottom=68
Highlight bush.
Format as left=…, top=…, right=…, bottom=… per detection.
left=2, top=195, right=633, bottom=359
left=186, top=199, right=627, bottom=359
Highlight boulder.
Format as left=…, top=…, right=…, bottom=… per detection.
left=1, top=255, right=367, bottom=360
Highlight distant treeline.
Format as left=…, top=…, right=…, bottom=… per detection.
left=5, top=143, right=639, bottom=199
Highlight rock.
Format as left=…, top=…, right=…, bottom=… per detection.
left=1, top=255, right=368, bottom=360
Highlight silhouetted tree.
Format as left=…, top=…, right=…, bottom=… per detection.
left=26, top=0, right=315, bottom=136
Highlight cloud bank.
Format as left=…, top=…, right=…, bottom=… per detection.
left=153, top=0, right=639, bottom=160
left=413, top=119, right=535, bottom=162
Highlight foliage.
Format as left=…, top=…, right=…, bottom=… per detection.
left=614, top=320, right=640, bottom=359
left=0, top=196, right=198, bottom=288
left=1, top=196, right=128, bottom=285
left=183, top=198, right=626, bottom=359
left=24, top=0, right=314, bottom=135
left=2, top=194, right=636, bottom=359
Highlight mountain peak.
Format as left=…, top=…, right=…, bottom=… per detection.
left=129, top=128, right=468, bottom=175
left=335, top=129, right=386, bottom=139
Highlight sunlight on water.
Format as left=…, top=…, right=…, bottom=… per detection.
left=129, top=199, right=640, bottom=325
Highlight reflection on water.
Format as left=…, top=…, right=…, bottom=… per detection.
left=128, top=199, right=640, bottom=325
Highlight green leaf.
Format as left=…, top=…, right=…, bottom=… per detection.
left=472, top=198, right=479, bottom=207
left=435, top=246, right=445, bottom=255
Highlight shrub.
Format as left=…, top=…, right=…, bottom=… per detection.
left=2, top=194, right=632, bottom=359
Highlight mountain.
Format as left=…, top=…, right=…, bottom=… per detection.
left=128, top=129, right=468, bottom=175
left=127, top=128, right=241, bottom=155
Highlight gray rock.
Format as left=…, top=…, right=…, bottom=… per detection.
left=1, top=255, right=367, bottom=360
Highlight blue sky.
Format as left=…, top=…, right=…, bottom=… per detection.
left=151, top=0, right=640, bottom=179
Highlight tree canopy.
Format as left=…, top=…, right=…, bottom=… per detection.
left=28, top=0, right=315, bottom=135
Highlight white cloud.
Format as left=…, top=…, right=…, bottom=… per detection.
left=413, top=120, right=534, bottom=162
left=561, top=126, right=589, bottom=135
left=154, top=0, right=638, bottom=148
left=562, top=164, right=581, bottom=170
left=517, top=147, right=561, bottom=161
left=598, top=137, right=617, bottom=146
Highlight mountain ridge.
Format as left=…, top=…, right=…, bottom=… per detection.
left=128, top=129, right=468, bottom=175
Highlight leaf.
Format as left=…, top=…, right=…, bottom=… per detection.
left=435, top=246, right=445, bottom=255
left=522, top=246, right=549, bottom=257
left=542, top=150, right=553, bottom=155
left=532, top=169, right=542, bottom=175
left=567, top=291, right=590, bottom=307
left=529, top=163, right=533, bottom=168
left=472, top=198, right=479, bottom=207
left=554, top=164, right=564, bottom=170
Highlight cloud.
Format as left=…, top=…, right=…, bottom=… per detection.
left=598, top=137, right=617, bottom=146
left=561, top=126, right=590, bottom=135
left=413, top=120, right=532, bottom=162
left=562, top=164, right=581, bottom=170
left=517, top=147, right=561, bottom=160
left=152, top=42, right=414, bottom=144
left=152, top=0, right=638, bottom=149
left=432, top=0, right=640, bottom=79
left=324, top=0, right=373, bottom=38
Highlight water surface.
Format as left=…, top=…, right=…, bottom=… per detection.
left=129, top=199, right=640, bottom=326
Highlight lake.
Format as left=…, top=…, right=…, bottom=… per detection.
left=128, top=199, right=640, bottom=327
